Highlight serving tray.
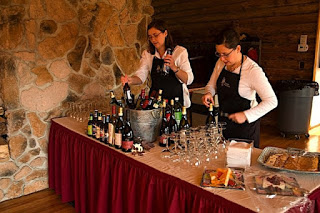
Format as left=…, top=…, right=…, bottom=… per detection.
left=257, top=147, right=320, bottom=174
left=200, top=168, right=245, bottom=190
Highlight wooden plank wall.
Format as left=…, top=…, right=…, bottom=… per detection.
left=153, top=0, right=319, bottom=127
left=152, top=0, right=319, bottom=84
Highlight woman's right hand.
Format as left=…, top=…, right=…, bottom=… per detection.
left=121, top=75, right=129, bottom=86
left=202, top=92, right=214, bottom=108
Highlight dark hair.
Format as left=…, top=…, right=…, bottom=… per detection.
left=215, top=28, right=240, bottom=49
left=147, top=19, right=175, bottom=54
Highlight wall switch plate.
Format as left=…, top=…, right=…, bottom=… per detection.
left=298, top=44, right=308, bottom=52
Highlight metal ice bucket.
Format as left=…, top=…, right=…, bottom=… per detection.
left=127, top=108, right=162, bottom=143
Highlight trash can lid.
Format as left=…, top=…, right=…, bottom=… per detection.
left=275, top=80, right=319, bottom=96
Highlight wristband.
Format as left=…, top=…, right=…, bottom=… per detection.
left=174, top=67, right=180, bottom=74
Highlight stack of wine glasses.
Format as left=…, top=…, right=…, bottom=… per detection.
left=65, top=99, right=109, bottom=123
left=160, top=122, right=227, bottom=169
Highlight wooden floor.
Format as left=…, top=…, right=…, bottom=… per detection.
left=260, top=125, right=320, bottom=153
left=0, top=189, right=75, bottom=213
left=0, top=125, right=319, bottom=213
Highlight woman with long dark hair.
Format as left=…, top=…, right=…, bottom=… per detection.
left=121, top=19, right=194, bottom=107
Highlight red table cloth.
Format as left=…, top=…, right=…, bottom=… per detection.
left=49, top=118, right=320, bottom=213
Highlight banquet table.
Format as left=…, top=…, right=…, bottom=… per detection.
left=48, top=117, right=320, bottom=213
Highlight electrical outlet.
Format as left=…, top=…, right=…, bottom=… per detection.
left=299, top=61, right=305, bottom=70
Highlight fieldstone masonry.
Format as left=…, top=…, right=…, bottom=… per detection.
left=0, top=0, right=153, bottom=202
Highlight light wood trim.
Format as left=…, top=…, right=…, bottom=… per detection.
left=313, top=1, right=320, bottom=79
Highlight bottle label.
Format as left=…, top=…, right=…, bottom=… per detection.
left=175, top=112, right=182, bottom=125
left=96, top=126, right=100, bottom=139
left=87, top=125, right=93, bottom=136
left=126, top=90, right=132, bottom=100
left=108, top=124, right=114, bottom=145
left=122, top=140, right=133, bottom=150
left=100, top=128, right=105, bottom=141
left=159, top=135, right=168, bottom=145
left=115, top=133, right=122, bottom=147
left=92, top=125, right=97, bottom=137
left=165, top=113, right=171, bottom=121
left=104, top=132, right=109, bottom=142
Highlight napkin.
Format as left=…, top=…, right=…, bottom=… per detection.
left=227, top=140, right=252, bottom=168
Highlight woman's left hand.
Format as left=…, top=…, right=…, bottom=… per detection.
left=164, top=55, right=178, bottom=71
left=228, top=112, right=247, bottom=124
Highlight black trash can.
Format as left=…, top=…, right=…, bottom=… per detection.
left=276, top=80, right=319, bottom=139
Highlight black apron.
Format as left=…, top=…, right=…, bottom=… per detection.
left=150, top=57, right=183, bottom=105
left=216, top=56, right=260, bottom=148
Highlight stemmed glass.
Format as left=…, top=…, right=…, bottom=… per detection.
left=160, top=134, right=172, bottom=160
left=170, top=133, right=181, bottom=164
left=65, top=102, right=73, bottom=118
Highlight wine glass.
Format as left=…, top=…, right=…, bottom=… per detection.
left=160, top=134, right=172, bottom=160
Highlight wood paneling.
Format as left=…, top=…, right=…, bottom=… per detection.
left=153, top=0, right=318, bottom=80
left=153, top=0, right=319, bottom=127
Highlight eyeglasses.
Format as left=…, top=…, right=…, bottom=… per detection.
left=215, top=49, right=234, bottom=58
left=148, top=32, right=163, bottom=40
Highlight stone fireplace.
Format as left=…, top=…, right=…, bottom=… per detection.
left=0, top=0, right=153, bottom=202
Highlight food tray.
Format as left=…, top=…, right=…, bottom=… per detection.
left=200, top=168, right=245, bottom=190
left=254, top=174, right=308, bottom=196
left=257, top=147, right=320, bottom=174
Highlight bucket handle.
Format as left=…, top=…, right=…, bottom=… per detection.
left=151, top=110, right=161, bottom=119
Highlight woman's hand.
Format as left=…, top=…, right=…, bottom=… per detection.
left=120, top=75, right=128, bottom=86
left=228, top=112, right=247, bottom=124
left=164, top=55, right=178, bottom=71
left=202, top=92, right=214, bottom=108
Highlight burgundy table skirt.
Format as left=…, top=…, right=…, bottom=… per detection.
left=48, top=120, right=254, bottom=213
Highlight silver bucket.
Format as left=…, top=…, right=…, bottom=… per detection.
left=128, top=108, right=162, bottom=142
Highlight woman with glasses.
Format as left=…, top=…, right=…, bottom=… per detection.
left=202, top=28, right=277, bottom=148
left=121, top=19, right=194, bottom=107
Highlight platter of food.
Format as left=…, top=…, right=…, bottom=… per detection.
left=257, top=147, right=320, bottom=174
left=200, top=168, right=245, bottom=190
left=254, top=174, right=308, bottom=196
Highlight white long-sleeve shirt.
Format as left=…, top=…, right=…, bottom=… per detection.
left=205, top=57, right=278, bottom=123
left=135, top=45, right=194, bottom=107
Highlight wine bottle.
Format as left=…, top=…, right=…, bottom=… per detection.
left=169, top=99, right=178, bottom=134
left=213, top=94, right=219, bottom=126
left=115, top=107, right=124, bottom=149
left=110, top=90, right=121, bottom=106
left=159, top=100, right=170, bottom=147
left=87, top=113, right=94, bottom=137
left=92, top=109, right=98, bottom=138
left=136, top=89, right=145, bottom=110
left=206, top=103, right=215, bottom=127
left=146, top=96, right=155, bottom=110
left=174, top=97, right=182, bottom=127
left=100, top=114, right=106, bottom=143
left=179, top=106, right=190, bottom=130
left=163, top=48, right=172, bottom=73
left=164, top=99, right=171, bottom=121
left=108, top=106, right=117, bottom=146
left=123, top=83, right=135, bottom=109
left=156, top=89, right=163, bottom=101
left=104, top=114, right=111, bottom=144
left=122, top=110, right=134, bottom=152
left=95, top=112, right=103, bottom=140
left=153, top=90, right=163, bottom=109
left=141, top=95, right=149, bottom=110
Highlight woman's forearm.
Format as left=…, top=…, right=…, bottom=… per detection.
left=128, top=76, right=143, bottom=85
left=174, top=69, right=188, bottom=84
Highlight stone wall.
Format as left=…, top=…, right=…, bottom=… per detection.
left=0, top=0, right=153, bottom=202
